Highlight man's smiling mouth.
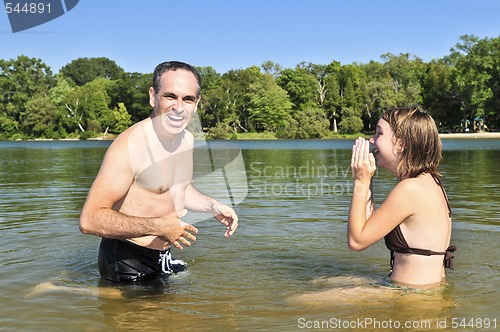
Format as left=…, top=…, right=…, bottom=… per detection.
left=167, top=114, right=184, bottom=122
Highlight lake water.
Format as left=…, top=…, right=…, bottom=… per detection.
left=0, top=138, right=498, bottom=331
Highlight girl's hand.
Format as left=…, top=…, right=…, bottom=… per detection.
left=351, top=137, right=376, bottom=183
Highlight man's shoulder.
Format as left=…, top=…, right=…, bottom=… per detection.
left=106, top=119, right=149, bottom=153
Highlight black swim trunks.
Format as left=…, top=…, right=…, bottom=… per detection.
left=98, top=238, right=187, bottom=282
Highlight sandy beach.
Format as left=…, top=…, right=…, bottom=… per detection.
left=439, top=132, right=500, bottom=139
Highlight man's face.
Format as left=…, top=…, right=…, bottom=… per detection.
left=149, top=69, right=200, bottom=136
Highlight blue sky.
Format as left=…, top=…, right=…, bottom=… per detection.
left=1, top=0, right=499, bottom=75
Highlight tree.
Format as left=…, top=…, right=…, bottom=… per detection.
left=277, top=65, right=318, bottom=111
left=196, top=66, right=223, bottom=130
left=446, top=35, right=495, bottom=132
left=0, top=113, right=19, bottom=139
left=247, top=74, right=293, bottom=132
left=484, top=36, right=500, bottom=130
left=79, top=78, right=114, bottom=132
left=20, top=95, right=58, bottom=138
left=261, top=60, right=282, bottom=79
left=60, top=57, right=125, bottom=86
left=323, top=61, right=342, bottom=132
left=338, top=107, right=363, bottom=134
left=0, top=56, right=54, bottom=129
left=281, top=107, right=330, bottom=139
left=49, top=76, right=85, bottom=132
left=422, top=59, right=461, bottom=131
left=361, top=53, right=425, bottom=129
left=112, top=102, right=132, bottom=133
left=2, top=33, right=498, bottom=139
left=202, top=66, right=262, bottom=132
left=113, top=72, right=152, bottom=123
left=379, top=53, right=425, bottom=106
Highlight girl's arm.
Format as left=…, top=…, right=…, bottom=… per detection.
left=347, top=138, right=414, bottom=251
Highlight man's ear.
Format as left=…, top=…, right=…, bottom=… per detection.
left=194, top=95, right=201, bottom=113
left=149, top=87, right=156, bottom=108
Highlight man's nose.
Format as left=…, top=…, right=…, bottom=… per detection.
left=172, top=98, right=184, bottom=111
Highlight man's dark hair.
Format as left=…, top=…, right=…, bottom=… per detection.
left=152, top=61, right=201, bottom=96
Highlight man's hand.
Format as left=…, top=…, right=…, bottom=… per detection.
left=160, top=212, right=198, bottom=249
left=211, top=202, right=239, bottom=238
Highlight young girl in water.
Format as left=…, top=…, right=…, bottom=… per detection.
left=348, top=106, right=456, bottom=289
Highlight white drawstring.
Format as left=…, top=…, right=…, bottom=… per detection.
left=159, top=249, right=173, bottom=274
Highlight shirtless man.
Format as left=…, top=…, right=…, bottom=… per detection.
left=79, top=61, right=238, bottom=282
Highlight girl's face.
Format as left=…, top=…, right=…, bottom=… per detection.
left=369, top=119, right=402, bottom=174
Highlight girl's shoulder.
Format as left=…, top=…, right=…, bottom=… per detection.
left=394, top=174, right=439, bottom=197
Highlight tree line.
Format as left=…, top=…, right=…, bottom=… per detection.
left=1, top=34, right=499, bottom=140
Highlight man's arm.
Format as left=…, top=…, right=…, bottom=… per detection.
left=79, top=133, right=197, bottom=249
left=184, top=184, right=239, bottom=238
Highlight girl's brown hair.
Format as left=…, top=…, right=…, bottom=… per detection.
left=381, top=106, right=442, bottom=179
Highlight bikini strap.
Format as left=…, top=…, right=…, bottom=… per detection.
left=430, top=173, right=452, bottom=216
left=389, top=250, right=395, bottom=275
left=391, top=246, right=457, bottom=270
left=443, top=245, right=457, bottom=270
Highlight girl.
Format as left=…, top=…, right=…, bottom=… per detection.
left=349, top=106, right=456, bottom=288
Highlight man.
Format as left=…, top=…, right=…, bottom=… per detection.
left=80, top=61, right=239, bottom=282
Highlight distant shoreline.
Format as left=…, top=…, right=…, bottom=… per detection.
left=439, top=132, right=500, bottom=139
left=9, top=132, right=500, bottom=141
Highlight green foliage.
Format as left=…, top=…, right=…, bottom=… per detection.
left=422, top=59, right=461, bottom=130
left=0, top=56, right=54, bottom=127
left=276, top=66, right=318, bottom=110
left=338, top=107, right=364, bottom=134
left=247, top=74, right=293, bottom=132
left=21, top=95, right=58, bottom=138
left=206, top=121, right=235, bottom=140
left=0, top=113, right=19, bottom=139
left=445, top=35, right=500, bottom=131
left=2, top=35, right=500, bottom=140
left=278, top=107, right=330, bottom=139
left=79, top=130, right=98, bottom=140
left=114, top=72, right=152, bottom=123
left=339, top=116, right=364, bottom=134
left=60, top=57, right=125, bottom=85
left=112, top=102, right=132, bottom=133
